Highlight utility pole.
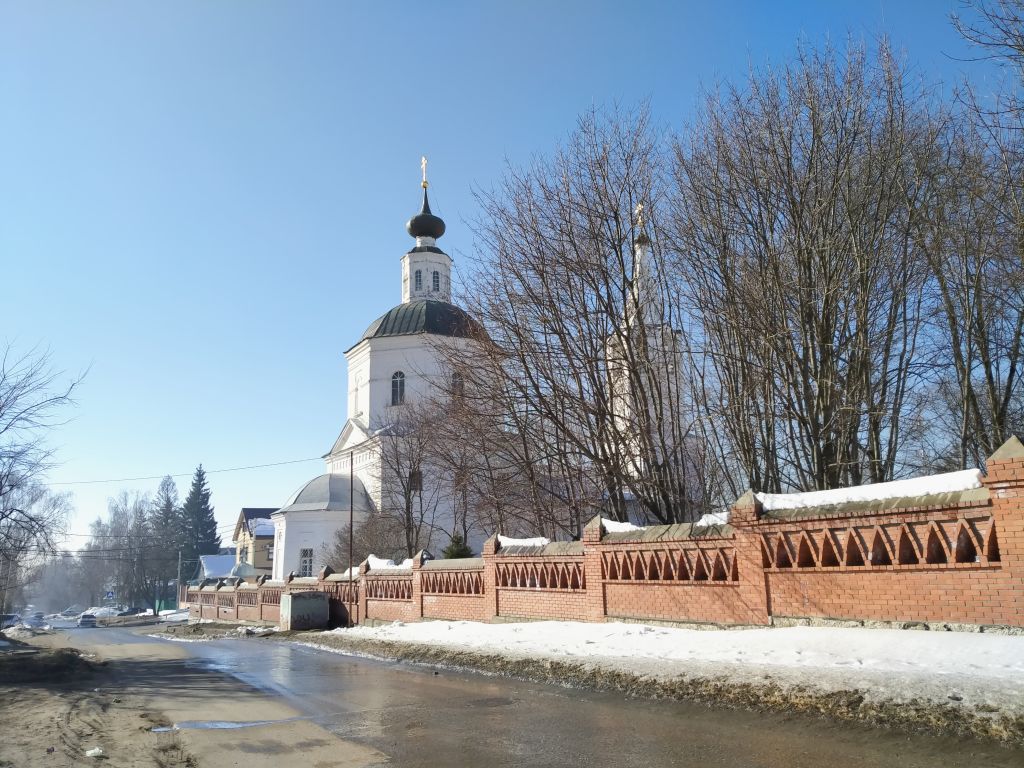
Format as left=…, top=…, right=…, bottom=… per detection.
left=176, top=550, right=182, bottom=609
left=349, top=449, right=354, bottom=627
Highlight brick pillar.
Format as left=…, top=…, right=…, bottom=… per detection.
left=357, top=559, right=369, bottom=624
left=581, top=515, right=606, bottom=622
left=480, top=535, right=499, bottom=621
left=983, top=436, right=1024, bottom=626
left=729, top=490, right=772, bottom=625
left=411, top=550, right=426, bottom=620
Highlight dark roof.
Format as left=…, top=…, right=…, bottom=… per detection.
left=406, top=188, right=446, bottom=239
left=278, top=473, right=374, bottom=514
left=241, top=508, right=277, bottom=522
left=358, top=299, right=481, bottom=344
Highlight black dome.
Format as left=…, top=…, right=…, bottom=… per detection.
left=406, top=188, right=446, bottom=239
left=359, top=299, right=480, bottom=343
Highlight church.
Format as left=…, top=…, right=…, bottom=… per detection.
left=270, top=166, right=480, bottom=580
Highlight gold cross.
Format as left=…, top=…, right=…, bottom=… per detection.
left=421, top=156, right=428, bottom=188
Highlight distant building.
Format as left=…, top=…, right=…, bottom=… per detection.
left=232, top=507, right=278, bottom=573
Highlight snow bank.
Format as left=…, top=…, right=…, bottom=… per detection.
left=756, top=468, right=983, bottom=511
left=497, top=535, right=551, bottom=548
left=601, top=518, right=644, bottom=533
left=328, top=620, right=1024, bottom=704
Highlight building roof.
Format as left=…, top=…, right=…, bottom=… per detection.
left=358, top=299, right=480, bottom=345
left=277, top=473, right=374, bottom=515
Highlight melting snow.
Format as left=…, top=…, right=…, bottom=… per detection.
left=756, top=468, right=983, bottom=511
left=497, top=535, right=551, bottom=548
left=601, top=518, right=644, bottom=533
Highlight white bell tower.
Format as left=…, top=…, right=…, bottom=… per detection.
left=401, top=157, right=453, bottom=303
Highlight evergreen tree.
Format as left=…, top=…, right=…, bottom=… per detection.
left=441, top=533, right=473, bottom=559
left=149, top=476, right=182, bottom=607
left=180, top=465, right=220, bottom=573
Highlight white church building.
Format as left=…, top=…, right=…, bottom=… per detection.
left=271, top=170, right=480, bottom=580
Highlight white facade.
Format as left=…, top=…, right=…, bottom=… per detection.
left=271, top=182, right=479, bottom=580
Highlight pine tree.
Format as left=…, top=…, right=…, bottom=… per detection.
left=180, top=465, right=221, bottom=572
left=441, top=533, right=473, bottom=559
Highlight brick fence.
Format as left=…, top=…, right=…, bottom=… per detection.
left=184, top=438, right=1024, bottom=630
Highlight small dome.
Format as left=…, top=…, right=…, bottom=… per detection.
left=359, top=299, right=481, bottom=344
left=406, top=188, right=446, bottom=240
left=279, top=473, right=372, bottom=514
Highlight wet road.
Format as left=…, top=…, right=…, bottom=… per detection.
left=82, top=628, right=1023, bottom=767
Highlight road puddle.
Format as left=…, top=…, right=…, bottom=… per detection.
left=151, top=717, right=303, bottom=732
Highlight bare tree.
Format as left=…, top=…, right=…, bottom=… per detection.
left=671, top=40, right=937, bottom=492
left=371, top=403, right=448, bottom=558
left=453, top=105, right=716, bottom=530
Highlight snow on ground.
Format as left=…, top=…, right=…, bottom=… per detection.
left=323, top=620, right=1024, bottom=712
left=757, top=468, right=983, bottom=510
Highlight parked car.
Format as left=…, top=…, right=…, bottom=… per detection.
left=0, top=613, right=20, bottom=629
left=24, top=612, right=46, bottom=628
left=76, top=614, right=97, bottom=628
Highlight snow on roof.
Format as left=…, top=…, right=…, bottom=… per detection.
left=248, top=518, right=275, bottom=537
left=755, top=468, right=984, bottom=511
left=199, top=554, right=238, bottom=579
left=600, top=518, right=644, bottom=533
left=497, top=535, right=551, bottom=548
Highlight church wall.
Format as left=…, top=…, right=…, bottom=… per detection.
left=194, top=446, right=1024, bottom=631
left=272, top=510, right=366, bottom=581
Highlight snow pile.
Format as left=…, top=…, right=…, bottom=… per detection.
left=601, top=518, right=644, bottom=533
left=159, top=610, right=190, bottom=623
left=497, top=535, right=551, bottom=548
left=757, top=468, right=983, bottom=511
left=84, top=607, right=120, bottom=618
left=366, top=555, right=414, bottom=571
left=329, top=620, right=1024, bottom=698
left=693, top=511, right=730, bottom=527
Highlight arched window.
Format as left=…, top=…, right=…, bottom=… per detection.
left=432, top=270, right=440, bottom=292
left=451, top=372, right=464, bottom=397
left=391, top=371, right=405, bottom=406
left=414, top=270, right=422, bottom=292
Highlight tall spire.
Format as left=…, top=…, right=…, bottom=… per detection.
left=406, top=156, right=446, bottom=240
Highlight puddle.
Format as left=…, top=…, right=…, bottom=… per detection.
left=151, top=717, right=302, bottom=732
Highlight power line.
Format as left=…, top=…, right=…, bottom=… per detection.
left=45, top=457, right=321, bottom=487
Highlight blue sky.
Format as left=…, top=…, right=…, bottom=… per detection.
left=0, top=1, right=992, bottom=545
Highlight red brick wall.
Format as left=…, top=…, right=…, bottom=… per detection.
left=365, top=599, right=416, bottom=623
left=496, top=588, right=588, bottom=620
left=178, top=438, right=1024, bottom=630
left=422, top=594, right=489, bottom=621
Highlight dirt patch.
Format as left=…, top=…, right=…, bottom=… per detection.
left=296, top=633, right=1024, bottom=748
left=157, top=622, right=249, bottom=640
left=0, top=647, right=97, bottom=684
left=0, top=680, right=196, bottom=767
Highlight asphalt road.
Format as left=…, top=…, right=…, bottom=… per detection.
left=65, top=627, right=1024, bottom=768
